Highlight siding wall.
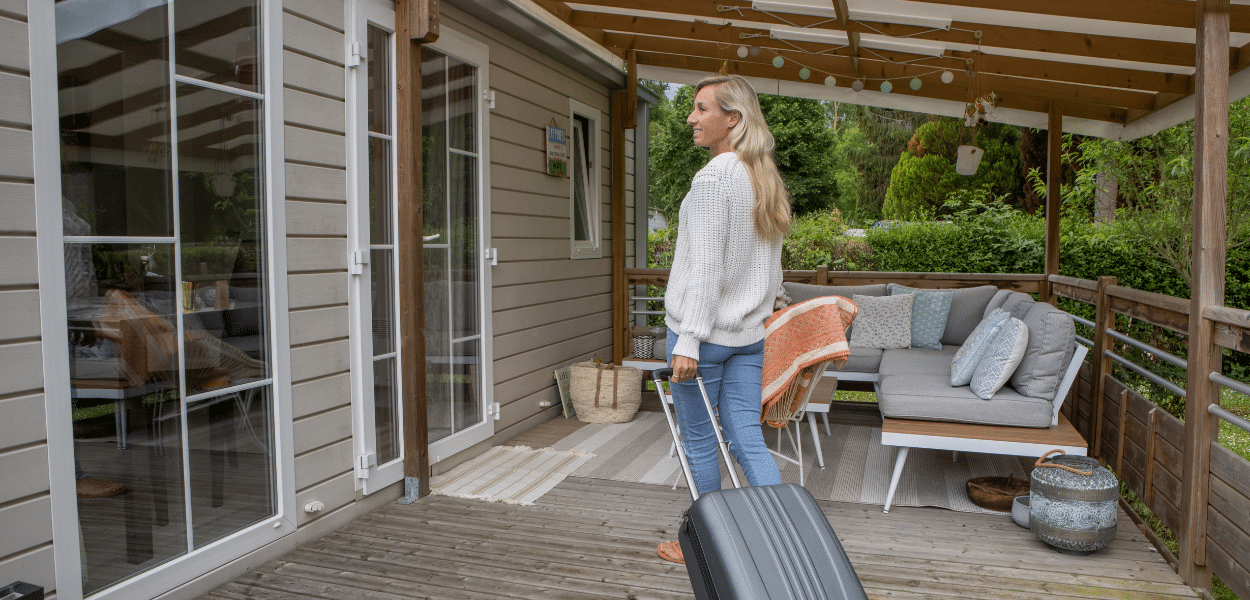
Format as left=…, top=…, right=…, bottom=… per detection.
left=0, top=0, right=56, bottom=594
left=281, top=0, right=361, bottom=527
left=436, top=6, right=634, bottom=463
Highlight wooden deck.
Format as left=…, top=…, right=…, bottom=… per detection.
left=200, top=412, right=1200, bottom=600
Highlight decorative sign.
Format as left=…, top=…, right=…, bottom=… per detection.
left=546, top=122, right=568, bottom=178
left=553, top=366, right=576, bottom=418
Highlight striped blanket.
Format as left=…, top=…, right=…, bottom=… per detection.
left=760, top=295, right=858, bottom=419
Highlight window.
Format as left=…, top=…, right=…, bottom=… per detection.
left=569, top=100, right=601, bottom=259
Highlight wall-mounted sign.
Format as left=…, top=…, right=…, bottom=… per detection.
left=546, top=121, right=568, bottom=177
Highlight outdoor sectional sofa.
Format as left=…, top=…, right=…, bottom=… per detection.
left=783, top=281, right=1090, bottom=512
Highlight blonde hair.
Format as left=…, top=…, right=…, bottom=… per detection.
left=695, top=75, right=791, bottom=239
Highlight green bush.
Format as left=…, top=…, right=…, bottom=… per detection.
left=781, top=210, right=847, bottom=269
left=882, top=120, right=1023, bottom=219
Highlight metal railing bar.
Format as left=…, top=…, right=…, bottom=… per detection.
left=629, top=296, right=664, bottom=301
left=1105, top=328, right=1188, bottom=369
left=629, top=310, right=666, bottom=316
left=1105, top=351, right=1187, bottom=398
left=1209, top=372, right=1250, bottom=400
left=1069, top=314, right=1095, bottom=328
left=1208, top=402, right=1250, bottom=434
left=1076, top=334, right=1093, bottom=348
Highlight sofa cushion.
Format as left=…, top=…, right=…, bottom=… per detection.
left=879, top=345, right=959, bottom=377
left=840, top=347, right=883, bottom=373
left=983, top=289, right=1012, bottom=319
left=850, top=294, right=913, bottom=349
left=950, top=309, right=1011, bottom=386
left=888, top=284, right=997, bottom=346
left=878, top=373, right=1056, bottom=428
left=999, top=291, right=1035, bottom=319
left=782, top=282, right=887, bottom=304
left=1010, top=303, right=1077, bottom=401
left=888, top=286, right=953, bottom=350
left=970, top=317, right=1029, bottom=399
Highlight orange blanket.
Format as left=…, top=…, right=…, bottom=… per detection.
left=760, top=295, right=858, bottom=420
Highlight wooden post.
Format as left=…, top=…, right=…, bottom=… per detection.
left=1181, top=0, right=1229, bottom=590
left=1042, top=103, right=1063, bottom=305
left=396, top=0, right=435, bottom=500
left=1089, top=275, right=1116, bottom=458
left=624, top=50, right=638, bottom=130
left=612, top=90, right=628, bottom=365
left=817, top=265, right=829, bottom=286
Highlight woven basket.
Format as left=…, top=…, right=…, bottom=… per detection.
left=966, top=474, right=1030, bottom=512
left=569, top=362, right=642, bottom=424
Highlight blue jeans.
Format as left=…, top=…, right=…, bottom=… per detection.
left=667, top=329, right=782, bottom=495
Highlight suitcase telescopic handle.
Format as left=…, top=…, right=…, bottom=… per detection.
left=654, top=367, right=700, bottom=380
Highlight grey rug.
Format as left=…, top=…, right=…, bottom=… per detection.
left=550, top=411, right=1032, bottom=514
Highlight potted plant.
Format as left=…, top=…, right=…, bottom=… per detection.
left=957, top=92, right=996, bottom=176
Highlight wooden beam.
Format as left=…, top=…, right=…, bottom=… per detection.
left=625, top=50, right=638, bottom=129
left=397, top=0, right=431, bottom=499
left=899, top=0, right=1250, bottom=34
left=1043, top=102, right=1063, bottom=304
left=607, top=33, right=1156, bottom=111
left=566, top=0, right=1201, bottom=67
left=411, top=0, right=440, bottom=42
left=611, top=91, right=628, bottom=365
left=1181, top=0, right=1229, bottom=590
left=1089, top=275, right=1117, bottom=460
left=832, top=0, right=860, bottom=74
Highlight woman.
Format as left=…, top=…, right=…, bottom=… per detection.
left=657, top=75, right=791, bottom=564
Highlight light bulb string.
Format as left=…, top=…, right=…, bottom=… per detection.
left=746, top=43, right=952, bottom=86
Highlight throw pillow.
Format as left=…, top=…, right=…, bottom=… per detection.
left=888, top=283, right=997, bottom=346
left=970, top=317, right=1030, bottom=399
left=950, top=308, right=1011, bottom=386
left=1009, top=303, right=1078, bottom=400
left=889, top=285, right=953, bottom=350
left=849, top=294, right=913, bottom=349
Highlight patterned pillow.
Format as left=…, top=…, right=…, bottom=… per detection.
left=950, top=309, right=1011, bottom=386
left=849, top=294, right=913, bottom=349
left=970, top=317, right=1030, bottom=399
left=889, top=285, right=953, bottom=350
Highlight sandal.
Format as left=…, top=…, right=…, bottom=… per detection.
left=657, top=541, right=685, bottom=564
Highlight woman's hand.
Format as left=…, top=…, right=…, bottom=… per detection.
left=671, top=355, right=698, bottom=383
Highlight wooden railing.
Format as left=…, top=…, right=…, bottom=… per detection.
left=618, top=267, right=1250, bottom=597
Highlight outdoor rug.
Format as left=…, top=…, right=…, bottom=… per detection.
left=549, top=411, right=1032, bottom=514
left=430, top=445, right=595, bottom=505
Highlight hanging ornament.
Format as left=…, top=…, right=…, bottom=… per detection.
left=879, top=81, right=893, bottom=93
left=910, top=77, right=922, bottom=90
left=941, top=70, right=954, bottom=84
left=772, top=55, right=785, bottom=68
left=799, top=67, right=811, bottom=80
left=737, top=46, right=749, bottom=58
left=824, top=75, right=836, bottom=87
left=851, top=79, right=864, bottom=92
left=749, top=46, right=761, bottom=56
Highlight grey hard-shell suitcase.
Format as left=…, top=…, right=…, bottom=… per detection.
left=653, top=368, right=868, bottom=600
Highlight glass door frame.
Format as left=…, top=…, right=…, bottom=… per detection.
left=346, top=0, right=404, bottom=493
left=30, top=1, right=298, bottom=598
left=423, top=29, right=495, bottom=465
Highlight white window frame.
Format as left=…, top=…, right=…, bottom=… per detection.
left=30, top=1, right=296, bottom=598
left=422, top=27, right=495, bottom=465
left=568, top=99, right=602, bottom=259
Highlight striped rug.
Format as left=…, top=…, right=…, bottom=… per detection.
left=430, top=445, right=595, bottom=505
left=550, top=411, right=1032, bottom=514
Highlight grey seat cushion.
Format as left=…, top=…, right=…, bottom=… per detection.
left=839, top=347, right=883, bottom=373
left=1009, top=303, right=1077, bottom=401
left=879, top=345, right=958, bottom=377
left=877, top=373, right=1056, bottom=428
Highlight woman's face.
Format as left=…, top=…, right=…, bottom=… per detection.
left=687, top=85, right=739, bottom=155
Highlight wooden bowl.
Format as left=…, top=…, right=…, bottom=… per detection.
left=966, top=475, right=1030, bottom=512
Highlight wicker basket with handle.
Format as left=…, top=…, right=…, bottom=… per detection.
left=569, top=362, right=643, bottom=423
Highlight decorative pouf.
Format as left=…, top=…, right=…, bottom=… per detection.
left=1012, top=495, right=1030, bottom=529
left=632, top=335, right=655, bottom=359
left=1030, top=450, right=1119, bottom=555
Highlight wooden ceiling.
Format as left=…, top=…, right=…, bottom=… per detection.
left=529, top=0, right=1250, bottom=138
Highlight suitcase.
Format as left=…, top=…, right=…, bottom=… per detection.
left=653, top=368, right=868, bottom=600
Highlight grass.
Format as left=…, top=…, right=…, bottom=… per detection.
left=1219, top=387, right=1250, bottom=461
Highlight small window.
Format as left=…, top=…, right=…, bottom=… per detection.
left=569, top=100, right=601, bottom=259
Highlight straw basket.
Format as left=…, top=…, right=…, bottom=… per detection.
left=569, top=362, right=642, bottom=423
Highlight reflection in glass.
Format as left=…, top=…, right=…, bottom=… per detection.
left=449, top=153, right=478, bottom=338
left=57, top=1, right=174, bottom=238
left=447, top=58, right=476, bottom=153
left=177, top=84, right=269, bottom=396
left=572, top=118, right=593, bottom=242
left=371, top=250, right=395, bottom=355
left=373, top=357, right=399, bottom=464
left=367, top=25, right=390, bottom=135
left=65, top=243, right=186, bottom=594
left=452, top=341, right=482, bottom=432
left=421, top=46, right=448, bottom=240
left=187, top=387, right=275, bottom=548
left=368, top=136, right=392, bottom=245
left=424, top=248, right=452, bottom=442
left=175, top=0, right=261, bottom=91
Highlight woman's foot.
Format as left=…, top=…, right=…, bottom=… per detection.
left=657, top=541, right=684, bottom=564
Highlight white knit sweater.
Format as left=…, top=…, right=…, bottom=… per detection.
left=665, top=152, right=783, bottom=361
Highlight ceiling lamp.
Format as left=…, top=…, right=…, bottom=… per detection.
left=847, top=10, right=951, bottom=31
left=768, top=26, right=946, bottom=58
left=752, top=1, right=838, bottom=19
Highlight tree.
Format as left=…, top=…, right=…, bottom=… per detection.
left=833, top=105, right=927, bottom=222
left=881, top=119, right=1022, bottom=219
left=647, top=84, right=841, bottom=220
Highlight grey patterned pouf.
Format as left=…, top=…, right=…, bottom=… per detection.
left=1030, top=453, right=1119, bottom=555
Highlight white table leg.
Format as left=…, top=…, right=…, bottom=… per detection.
left=883, top=447, right=909, bottom=514
left=807, top=413, right=825, bottom=469
left=822, top=412, right=830, bottom=437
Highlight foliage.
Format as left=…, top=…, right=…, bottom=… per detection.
left=648, top=85, right=842, bottom=220
left=780, top=210, right=848, bottom=269
left=831, top=104, right=927, bottom=223
left=882, top=120, right=1023, bottom=219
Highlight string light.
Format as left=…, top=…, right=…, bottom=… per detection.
left=824, top=75, right=836, bottom=86
left=941, top=70, right=955, bottom=84
left=910, top=77, right=922, bottom=90
left=799, top=67, right=811, bottom=80
left=737, top=46, right=749, bottom=58
left=772, top=55, right=785, bottom=68
left=879, top=81, right=893, bottom=93
left=851, top=79, right=864, bottom=92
